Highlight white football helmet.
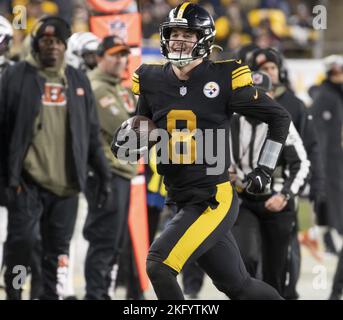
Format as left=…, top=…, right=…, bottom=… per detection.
left=66, top=32, right=100, bottom=70
left=0, top=15, right=13, bottom=42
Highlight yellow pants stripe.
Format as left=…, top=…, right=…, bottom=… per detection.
left=163, top=182, right=233, bottom=273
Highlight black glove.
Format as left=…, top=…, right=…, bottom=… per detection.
left=111, top=120, right=147, bottom=162
left=97, top=180, right=112, bottom=210
left=246, top=167, right=271, bottom=194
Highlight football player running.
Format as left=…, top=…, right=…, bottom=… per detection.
left=113, top=2, right=291, bottom=300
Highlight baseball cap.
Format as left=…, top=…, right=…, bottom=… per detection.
left=97, top=35, right=130, bottom=56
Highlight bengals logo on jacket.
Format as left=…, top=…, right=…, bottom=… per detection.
left=42, top=83, right=67, bottom=107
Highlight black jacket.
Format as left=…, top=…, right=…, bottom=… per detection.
left=311, top=80, right=343, bottom=234
left=0, top=61, right=110, bottom=192
left=275, top=86, right=325, bottom=201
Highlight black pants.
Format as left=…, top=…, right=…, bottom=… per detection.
left=282, top=219, right=300, bottom=299
left=4, top=180, right=78, bottom=300
left=232, top=195, right=296, bottom=295
left=331, top=245, right=343, bottom=297
left=146, top=182, right=282, bottom=300
left=182, top=261, right=205, bottom=296
left=83, top=173, right=131, bottom=300
left=147, top=206, right=163, bottom=245
left=116, top=225, right=144, bottom=300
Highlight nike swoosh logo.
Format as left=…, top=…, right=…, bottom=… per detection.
left=253, top=89, right=258, bottom=100
left=114, top=142, right=123, bottom=148
left=114, top=143, right=148, bottom=154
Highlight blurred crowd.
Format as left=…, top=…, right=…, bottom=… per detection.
left=0, top=0, right=321, bottom=60
left=140, top=0, right=320, bottom=57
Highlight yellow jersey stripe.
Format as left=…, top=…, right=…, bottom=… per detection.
left=131, top=81, right=140, bottom=95
left=148, top=146, right=167, bottom=196
left=232, top=72, right=253, bottom=90
left=232, top=65, right=249, bottom=76
left=177, top=2, right=191, bottom=19
left=232, top=69, right=251, bottom=80
left=163, top=182, right=233, bottom=273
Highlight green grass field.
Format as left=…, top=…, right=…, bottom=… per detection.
left=298, top=198, right=315, bottom=231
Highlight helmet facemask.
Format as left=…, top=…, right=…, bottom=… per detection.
left=160, top=23, right=215, bottom=68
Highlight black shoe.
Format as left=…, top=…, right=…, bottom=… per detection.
left=184, top=289, right=199, bottom=299
left=64, top=295, right=78, bottom=300
left=187, top=292, right=199, bottom=299
left=126, top=292, right=145, bottom=300
left=329, top=292, right=342, bottom=300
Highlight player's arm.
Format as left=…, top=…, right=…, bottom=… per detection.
left=281, top=122, right=310, bottom=199
left=131, top=67, right=152, bottom=119
left=228, top=63, right=291, bottom=193
left=135, top=93, right=152, bottom=118
left=111, top=66, right=152, bottom=160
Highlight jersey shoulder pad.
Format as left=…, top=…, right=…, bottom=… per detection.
left=229, top=59, right=253, bottom=91
left=131, top=62, right=165, bottom=95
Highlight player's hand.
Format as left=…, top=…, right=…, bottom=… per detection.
left=246, top=167, right=271, bottom=194
left=265, top=194, right=288, bottom=212
left=229, top=170, right=237, bottom=182
left=111, top=123, right=145, bottom=161
left=111, top=116, right=156, bottom=161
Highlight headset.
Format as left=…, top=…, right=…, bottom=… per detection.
left=248, top=47, right=288, bottom=84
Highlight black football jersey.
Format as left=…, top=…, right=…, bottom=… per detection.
left=132, top=59, right=290, bottom=204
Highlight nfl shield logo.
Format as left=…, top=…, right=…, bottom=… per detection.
left=180, top=86, right=187, bottom=96
left=109, top=20, right=127, bottom=41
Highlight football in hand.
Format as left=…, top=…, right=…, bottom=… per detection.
left=111, top=115, right=158, bottom=159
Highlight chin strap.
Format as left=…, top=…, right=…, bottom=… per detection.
left=168, top=52, right=193, bottom=67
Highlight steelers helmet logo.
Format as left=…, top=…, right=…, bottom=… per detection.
left=203, top=81, right=220, bottom=98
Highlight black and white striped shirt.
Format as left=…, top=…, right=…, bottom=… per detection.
left=230, top=115, right=310, bottom=197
